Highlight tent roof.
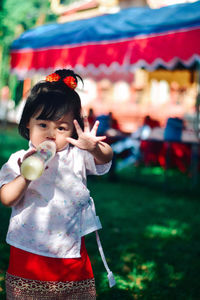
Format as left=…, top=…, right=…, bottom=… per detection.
left=10, top=1, right=200, bottom=79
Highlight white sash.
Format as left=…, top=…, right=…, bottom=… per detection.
left=95, top=231, right=116, bottom=288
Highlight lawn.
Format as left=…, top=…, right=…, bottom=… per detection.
left=0, top=126, right=200, bottom=299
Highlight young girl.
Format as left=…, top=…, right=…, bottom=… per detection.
left=0, top=69, right=114, bottom=300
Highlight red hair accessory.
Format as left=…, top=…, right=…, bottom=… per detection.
left=46, top=73, right=61, bottom=82
left=46, top=73, right=77, bottom=90
left=63, top=76, right=77, bottom=89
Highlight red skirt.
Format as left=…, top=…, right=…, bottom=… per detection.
left=6, top=238, right=96, bottom=299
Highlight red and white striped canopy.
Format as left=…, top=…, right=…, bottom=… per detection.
left=10, top=1, right=200, bottom=79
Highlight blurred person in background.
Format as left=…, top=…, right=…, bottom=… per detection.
left=0, top=86, right=15, bottom=125
left=87, top=107, right=96, bottom=129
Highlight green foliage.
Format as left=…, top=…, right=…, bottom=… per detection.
left=0, top=0, right=57, bottom=89
left=0, top=0, right=56, bottom=46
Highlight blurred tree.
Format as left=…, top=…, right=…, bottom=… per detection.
left=0, top=0, right=57, bottom=102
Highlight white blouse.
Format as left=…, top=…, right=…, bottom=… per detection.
left=0, top=145, right=111, bottom=258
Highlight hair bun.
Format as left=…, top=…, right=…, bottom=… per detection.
left=45, top=69, right=83, bottom=90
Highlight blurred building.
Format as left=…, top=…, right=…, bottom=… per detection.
left=50, top=0, right=200, bottom=22
left=78, top=69, right=197, bottom=133
left=147, top=0, right=199, bottom=8
left=50, top=0, right=148, bottom=23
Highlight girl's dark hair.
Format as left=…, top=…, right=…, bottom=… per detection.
left=18, top=69, right=84, bottom=140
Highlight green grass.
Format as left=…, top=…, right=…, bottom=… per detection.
left=0, top=126, right=200, bottom=299
left=86, top=176, right=200, bottom=299
left=0, top=124, right=28, bottom=167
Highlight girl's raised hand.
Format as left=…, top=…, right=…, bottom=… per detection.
left=66, top=117, right=106, bottom=152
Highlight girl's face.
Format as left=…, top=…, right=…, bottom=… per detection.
left=26, top=111, right=74, bottom=151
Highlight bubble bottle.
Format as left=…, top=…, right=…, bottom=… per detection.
left=21, top=141, right=56, bottom=181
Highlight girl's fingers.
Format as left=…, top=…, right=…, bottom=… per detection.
left=73, top=119, right=83, bottom=135
left=18, top=158, right=22, bottom=167
left=23, top=149, right=37, bottom=161
left=91, top=120, right=99, bottom=135
left=96, top=136, right=106, bottom=141
left=83, top=116, right=90, bottom=132
left=66, top=137, right=78, bottom=146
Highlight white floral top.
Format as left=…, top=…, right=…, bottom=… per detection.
left=0, top=145, right=111, bottom=258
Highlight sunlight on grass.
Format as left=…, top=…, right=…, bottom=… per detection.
left=99, top=272, right=132, bottom=291
left=144, top=220, right=189, bottom=239
left=140, top=166, right=164, bottom=176
left=99, top=259, right=156, bottom=296
left=127, top=260, right=156, bottom=291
